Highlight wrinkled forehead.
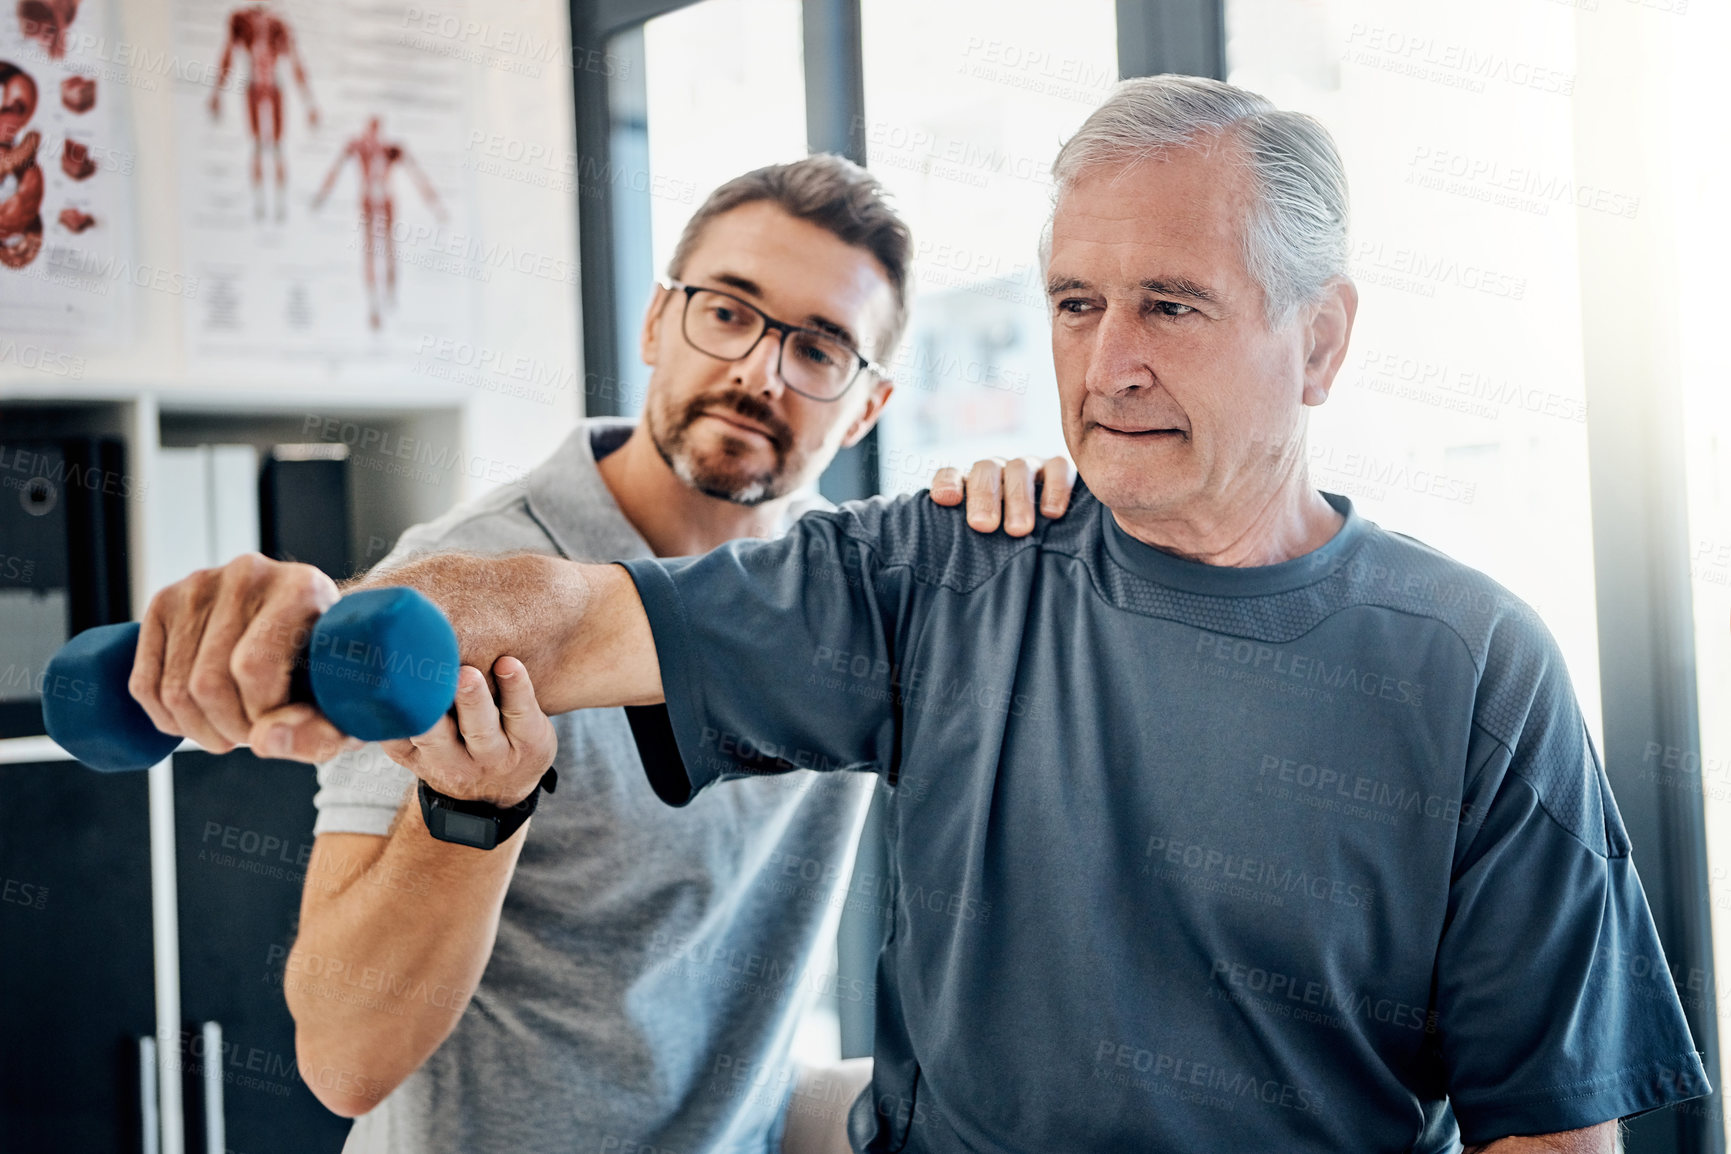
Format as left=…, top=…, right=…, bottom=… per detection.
left=1047, top=149, right=1259, bottom=282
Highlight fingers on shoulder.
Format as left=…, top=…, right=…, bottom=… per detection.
left=1038, top=455, right=1077, bottom=518
left=1001, top=457, right=1039, bottom=537
left=964, top=457, right=1007, bottom=531
left=928, top=465, right=965, bottom=504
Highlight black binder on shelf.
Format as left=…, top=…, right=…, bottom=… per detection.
left=258, top=445, right=353, bottom=582
left=0, top=438, right=131, bottom=739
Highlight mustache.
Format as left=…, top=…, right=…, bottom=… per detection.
left=676, top=389, right=795, bottom=455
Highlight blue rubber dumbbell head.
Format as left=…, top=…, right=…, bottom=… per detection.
left=306, top=586, right=460, bottom=742
left=42, top=587, right=460, bottom=772
left=43, top=622, right=183, bottom=772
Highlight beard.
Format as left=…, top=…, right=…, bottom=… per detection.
left=648, top=386, right=804, bottom=505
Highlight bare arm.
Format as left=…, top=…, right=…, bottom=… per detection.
left=349, top=552, right=661, bottom=716
left=288, top=656, right=556, bottom=1115
left=1464, top=1121, right=1618, bottom=1153
left=128, top=552, right=658, bottom=765
left=290, top=814, right=518, bottom=1116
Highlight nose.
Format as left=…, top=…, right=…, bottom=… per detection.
left=1081, top=301, right=1155, bottom=399
left=732, top=328, right=787, bottom=399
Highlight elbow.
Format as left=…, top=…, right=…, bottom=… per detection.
left=294, top=1031, right=402, bottom=1118
left=307, top=1084, right=378, bottom=1121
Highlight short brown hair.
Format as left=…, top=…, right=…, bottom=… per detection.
left=667, top=154, right=913, bottom=362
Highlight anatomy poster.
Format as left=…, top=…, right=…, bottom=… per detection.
left=0, top=0, right=134, bottom=346
left=173, top=0, right=475, bottom=372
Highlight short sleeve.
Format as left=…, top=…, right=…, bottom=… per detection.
left=311, top=744, right=414, bottom=836
left=1436, top=614, right=1709, bottom=1142
left=618, top=507, right=910, bottom=806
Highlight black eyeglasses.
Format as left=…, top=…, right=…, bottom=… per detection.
left=659, top=278, right=887, bottom=402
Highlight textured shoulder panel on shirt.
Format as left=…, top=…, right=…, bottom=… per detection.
left=1327, top=544, right=1596, bottom=839
left=1470, top=602, right=1612, bottom=857
left=822, top=490, right=1043, bottom=595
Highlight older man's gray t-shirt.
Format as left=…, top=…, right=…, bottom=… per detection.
left=312, top=420, right=876, bottom=1154
left=621, top=484, right=1708, bottom=1153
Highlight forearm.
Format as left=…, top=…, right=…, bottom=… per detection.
left=349, top=553, right=661, bottom=715
left=1464, top=1121, right=1617, bottom=1153
left=127, top=551, right=654, bottom=766
left=285, top=797, right=527, bottom=1116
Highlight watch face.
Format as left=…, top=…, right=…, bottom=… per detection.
left=438, top=809, right=495, bottom=849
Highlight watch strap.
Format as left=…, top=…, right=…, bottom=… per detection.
left=418, top=767, right=557, bottom=850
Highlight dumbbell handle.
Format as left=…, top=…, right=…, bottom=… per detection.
left=42, top=586, right=461, bottom=772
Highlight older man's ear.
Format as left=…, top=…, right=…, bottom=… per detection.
left=928, top=455, right=1077, bottom=537
left=1301, top=276, right=1360, bottom=408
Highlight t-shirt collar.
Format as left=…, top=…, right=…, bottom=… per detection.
left=523, top=418, right=655, bottom=562
left=1100, top=490, right=1367, bottom=597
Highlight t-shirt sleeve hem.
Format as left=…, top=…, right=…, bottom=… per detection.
left=624, top=704, right=693, bottom=807
left=616, top=558, right=720, bottom=806
left=311, top=746, right=413, bottom=835
left=1453, top=1051, right=1712, bottom=1145
left=311, top=803, right=398, bottom=838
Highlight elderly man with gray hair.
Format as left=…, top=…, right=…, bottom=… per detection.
left=129, top=77, right=1707, bottom=1151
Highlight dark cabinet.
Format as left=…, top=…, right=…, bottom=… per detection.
left=173, top=749, right=350, bottom=1154
left=0, top=751, right=351, bottom=1154
left=0, top=760, right=156, bottom=1153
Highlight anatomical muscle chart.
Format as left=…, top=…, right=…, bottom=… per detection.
left=0, top=0, right=133, bottom=346
left=173, top=0, right=474, bottom=373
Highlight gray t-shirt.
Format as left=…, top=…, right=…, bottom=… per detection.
left=620, top=482, right=1708, bottom=1153
left=313, top=420, right=876, bottom=1154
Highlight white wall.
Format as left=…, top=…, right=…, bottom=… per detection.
left=0, top=0, right=583, bottom=505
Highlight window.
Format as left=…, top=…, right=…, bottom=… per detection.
left=860, top=0, right=1119, bottom=496
left=600, top=0, right=809, bottom=415
left=1225, top=0, right=1604, bottom=742
left=644, top=0, right=808, bottom=279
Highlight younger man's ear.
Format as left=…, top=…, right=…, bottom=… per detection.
left=639, top=284, right=672, bottom=368
left=841, top=379, right=895, bottom=448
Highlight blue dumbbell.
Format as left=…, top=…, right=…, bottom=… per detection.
left=42, top=586, right=461, bottom=772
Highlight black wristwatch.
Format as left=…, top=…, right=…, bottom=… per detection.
left=418, top=768, right=557, bottom=850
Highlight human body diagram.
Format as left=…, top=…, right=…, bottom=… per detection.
left=313, top=115, right=444, bottom=330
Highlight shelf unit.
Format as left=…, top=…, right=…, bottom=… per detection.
left=0, top=389, right=482, bottom=1154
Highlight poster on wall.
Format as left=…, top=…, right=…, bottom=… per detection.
left=0, top=0, right=134, bottom=350
left=172, top=0, right=475, bottom=375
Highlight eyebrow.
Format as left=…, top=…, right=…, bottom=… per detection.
left=1046, top=275, right=1220, bottom=305
left=709, top=271, right=764, bottom=298
left=704, top=271, right=861, bottom=350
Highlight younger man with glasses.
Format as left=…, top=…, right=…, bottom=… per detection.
left=658, top=277, right=893, bottom=415
left=261, top=155, right=1069, bottom=1154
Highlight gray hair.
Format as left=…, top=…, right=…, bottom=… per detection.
left=1047, top=75, right=1349, bottom=325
